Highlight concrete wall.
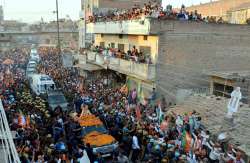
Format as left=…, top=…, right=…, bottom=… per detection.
left=156, top=20, right=250, bottom=103
left=2, top=32, right=79, bottom=49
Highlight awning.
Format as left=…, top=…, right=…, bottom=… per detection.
left=73, top=63, right=103, bottom=71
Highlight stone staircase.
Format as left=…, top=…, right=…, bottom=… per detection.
left=169, top=95, right=250, bottom=156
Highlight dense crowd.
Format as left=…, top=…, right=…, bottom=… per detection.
left=87, top=1, right=226, bottom=24
left=0, top=47, right=247, bottom=163
left=90, top=44, right=153, bottom=64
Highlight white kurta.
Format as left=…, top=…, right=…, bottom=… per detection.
left=77, top=150, right=90, bottom=163
left=227, top=88, right=242, bottom=115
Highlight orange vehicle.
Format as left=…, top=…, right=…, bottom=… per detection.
left=78, top=106, right=118, bottom=157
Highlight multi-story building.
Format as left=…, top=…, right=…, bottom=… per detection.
left=0, top=34, right=12, bottom=50
left=0, top=5, right=4, bottom=22
left=0, top=20, right=78, bottom=49
left=78, top=2, right=250, bottom=104
left=79, top=0, right=161, bottom=48
left=87, top=19, right=158, bottom=99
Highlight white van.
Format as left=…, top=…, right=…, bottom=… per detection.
left=30, top=48, right=40, bottom=62
left=27, top=60, right=37, bottom=68
left=30, top=74, right=56, bottom=95
left=26, top=67, right=36, bottom=80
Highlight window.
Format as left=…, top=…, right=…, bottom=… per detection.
left=119, top=34, right=123, bottom=39
left=101, top=34, right=104, bottom=38
left=139, top=46, right=151, bottom=55
left=118, top=44, right=125, bottom=52
left=111, top=43, right=115, bottom=48
left=143, top=35, right=148, bottom=41
left=100, top=42, right=105, bottom=48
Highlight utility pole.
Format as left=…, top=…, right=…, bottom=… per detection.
left=56, top=0, right=61, bottom=54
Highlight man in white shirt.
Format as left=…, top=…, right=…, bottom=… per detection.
left=131, top=133, right=140, bottom=163
left=76, top=149, right=90, bottom=163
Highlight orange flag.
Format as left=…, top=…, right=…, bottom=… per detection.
left=136, top=105, right=141, bottom=121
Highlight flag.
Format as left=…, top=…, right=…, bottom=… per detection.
left=18, top=114, right=26, bottom=127
left=136, top=105, right=141, bottom=121
left=26, top=115, right=30, bottom=128
left=156, top=103, right=164, bottom=124
left=182, top=130, right=192, bottom=153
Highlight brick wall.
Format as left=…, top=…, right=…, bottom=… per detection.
left=156, top=20, right=250, bottom=103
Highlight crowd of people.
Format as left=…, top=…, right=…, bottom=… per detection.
left=90, top=44, right=153, bottom=64
left=0, top=47, right=247, bottom=163
left=87, top=1, right=226, bottom=24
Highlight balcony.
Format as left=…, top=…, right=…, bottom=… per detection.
left=83, top=52, right=155, bottom=81
left=87, top=18, right=156, bottom=35
left=73, top=54, right=86, bottom=64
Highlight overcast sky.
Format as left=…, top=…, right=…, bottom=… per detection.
left=2, top=0, right=214, bottom=23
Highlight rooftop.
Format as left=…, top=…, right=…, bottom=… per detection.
left=208, top=71, right=250, bottom=79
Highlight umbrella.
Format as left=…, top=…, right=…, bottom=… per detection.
left=3, top=59, right=14, bottom=65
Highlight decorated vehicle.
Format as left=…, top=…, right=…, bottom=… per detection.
left=78, top=106, right=118, bottom=157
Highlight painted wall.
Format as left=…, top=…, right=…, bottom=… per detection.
left=230, top=8, right=250, bottom=24
left=1, top=32, right=78, bottom=49
left=94, top=34, right=159, bottom=63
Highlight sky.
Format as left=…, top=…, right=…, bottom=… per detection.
left=2, top=0, right=81, bottom=23
left=1, top=0, right=214, bottom=23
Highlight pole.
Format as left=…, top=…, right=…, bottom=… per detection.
left=56, top=0, right=61, bottom=54
left=83, top=0, right=87, bottom=48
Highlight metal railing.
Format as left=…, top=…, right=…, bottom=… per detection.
left=85, top=52, right=155, bottom=80
left=191, top=87, right=210, bottom=95
left=0, top=100, right=21, bottom=163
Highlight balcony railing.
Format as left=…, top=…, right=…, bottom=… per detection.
left=84, top=52, right=155, bottom=81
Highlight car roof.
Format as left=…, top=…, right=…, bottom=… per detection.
left=48, top=91, right=64, bottom=96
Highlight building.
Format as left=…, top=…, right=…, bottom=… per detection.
left=1, top=20, right=27, bottom=31
left=209, top=71, right=250, bottom=103
left=186, top=0, right=250, bottom=22
left=79, top=0, right=161, bottom=48
left=84, top=15, right=250, bottom=104
left=0, top=5, right=3, bottom=22
left=78, top=0, right=250, bottom=104
left=0, top=34, right=12, bottom=50
left=228, top=2, right=250, bottom=24
left=155, top=20, right=250, bottom=103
